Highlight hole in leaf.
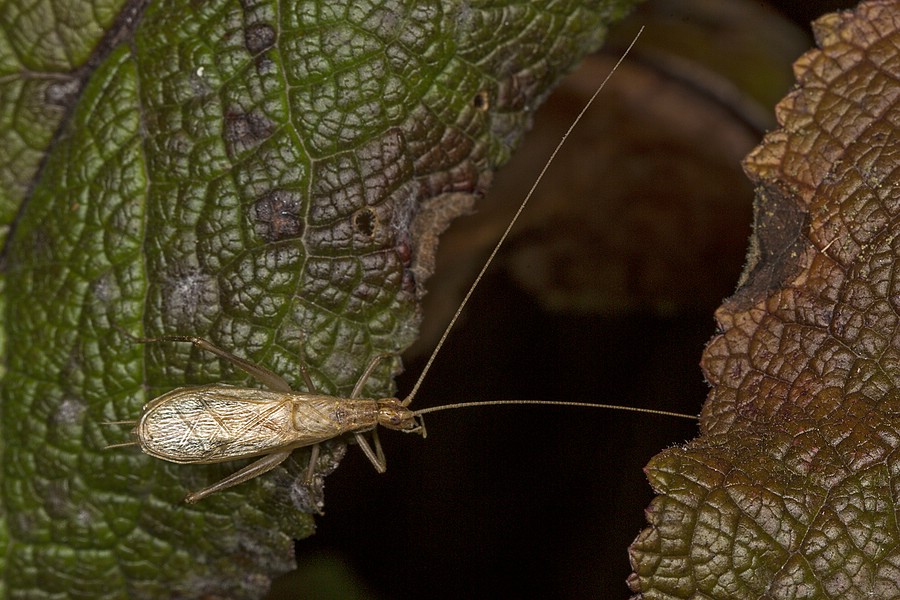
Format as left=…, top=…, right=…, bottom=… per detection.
left=473, top=90, right=490, bottom=111
left=354, top=208, right=377, bottom=237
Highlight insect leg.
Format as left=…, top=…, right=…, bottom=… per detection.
left=135, top=334, right=293, bottom=393
left=304, top=443, right=320, bottom=483
left=104, top=440, right=140, bottom=449
left=296, top=345, right=316, bottom=392
left=293, top=347, right=323, bottom=485
left=344, top=354, right=395, bottom=473
left=101, top=420, right=139, bottom=449
left=184, top=449, right=293, bottom=503
left=353, top=430, right=387, bottom=473
left=350, top=352, right=397, bottom=398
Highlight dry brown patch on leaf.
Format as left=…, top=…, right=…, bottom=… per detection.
left=630, top=2, right=900, bottom=598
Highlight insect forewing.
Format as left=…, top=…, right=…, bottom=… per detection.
left=137, top=386, right=375, bottom=464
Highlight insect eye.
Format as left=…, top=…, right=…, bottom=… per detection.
left=394, top=415, right=415, bottom=430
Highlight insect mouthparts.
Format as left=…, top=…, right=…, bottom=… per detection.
left=376, top=399, right=423, bottom=435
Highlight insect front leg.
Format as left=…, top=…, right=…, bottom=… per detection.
left=351, top=352, right=397, bottom=398
left=185, top=449, right=293, bottom=503
left=346, top=354, right=396, bottom=473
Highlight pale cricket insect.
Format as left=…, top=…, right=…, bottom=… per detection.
left=106, top=27, right=697, bottom=504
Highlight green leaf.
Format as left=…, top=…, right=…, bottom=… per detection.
left=0, top=0, right=121, bottom=246
left=0, top=0, right=635, bottom=597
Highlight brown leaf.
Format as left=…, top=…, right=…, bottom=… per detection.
left=630, top=1, right=900, bottom=597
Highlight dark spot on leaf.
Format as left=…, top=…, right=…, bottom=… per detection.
left=47, top=397, right=87, bottom=445
left=254, top=190, right=305, bottom=241
left=473, top=89, right=490, bottom=111
left=396, top=239, right=412, bottom=265
left=50, top=397, right=86, bottom=428
left=255, top=55, right=276, bottom=75
left=402, top=269, right=416, bottom=294
left=89, top=272, right=116, bottom=305
left=353, top=207, right=377, bottom=237
left=42, top=480, right=75, bottom=520
left=245, top=23, right=276, bottom=54
left=44, top=78, right=80, bottom=107
left=224, top=109, right=274, bottom=155
left=727, top=183, right=810, bottom=312
left=25, top=224, right=53, bottom=265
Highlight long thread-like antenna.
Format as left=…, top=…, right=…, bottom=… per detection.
left=413, top=399, right=696, bottom=420
left=402, top=26, right=645, bottom=406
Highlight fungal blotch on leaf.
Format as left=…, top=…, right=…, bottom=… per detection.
left=253, top=190, right=305, bottom=241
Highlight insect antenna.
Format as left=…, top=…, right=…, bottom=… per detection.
left=402, top=27, right=644, bottom=407
left=101, top=419, right=140, bottom=449
left=103, top=440, right=141, bottom=449
left=412, top=400, right=696, bottom=420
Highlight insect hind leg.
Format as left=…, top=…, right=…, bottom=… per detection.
left=126, top=332, right=293, bottom=394
left=104, top=440, right=140, bottom=449
left=185, top=449, right=293, bottom=503
left=304, top=443, right=321, bottom=483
